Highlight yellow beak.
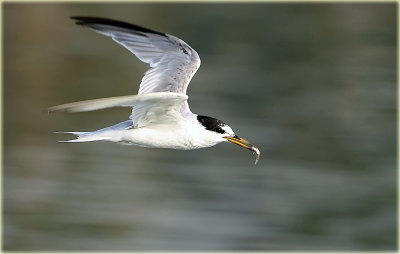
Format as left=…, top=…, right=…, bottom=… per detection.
left=223, top=136, right=260, bottom=164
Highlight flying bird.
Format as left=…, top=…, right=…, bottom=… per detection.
left=49, top=16, right=260, bottom=164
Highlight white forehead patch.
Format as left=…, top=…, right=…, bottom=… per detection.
left=221, top=125, right=234, bottom=135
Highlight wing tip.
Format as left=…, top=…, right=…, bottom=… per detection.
left=70, top=16, right=166, bottom=37
left=45, top=106, right=70, bottom=114
left=42, top=107, right=64, bottom=114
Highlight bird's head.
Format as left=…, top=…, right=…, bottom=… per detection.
left=197, top=115, right=260, bottom=164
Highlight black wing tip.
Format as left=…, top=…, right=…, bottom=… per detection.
left=70, top=16, right=89, bottom=26
left=70, top=16, right=166, bottom=37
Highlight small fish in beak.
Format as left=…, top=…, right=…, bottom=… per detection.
left=224, top=135, right=260, bottom=164
left=250, top=146, right=260, bottom=165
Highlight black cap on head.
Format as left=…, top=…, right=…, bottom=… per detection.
left=197, top=115, right=227, bottom=134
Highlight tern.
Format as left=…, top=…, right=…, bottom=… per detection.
left=49, top=16, right=260, bottom=164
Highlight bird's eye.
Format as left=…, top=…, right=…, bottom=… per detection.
left=215, top=127, right=225, bottom=134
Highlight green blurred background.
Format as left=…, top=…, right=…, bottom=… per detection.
left=3, top=2, right=397, bottom=251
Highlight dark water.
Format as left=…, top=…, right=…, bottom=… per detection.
left=3, top=3, right=397, bottom=251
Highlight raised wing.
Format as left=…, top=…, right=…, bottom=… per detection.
left=71, top=17, right=200, bottom=125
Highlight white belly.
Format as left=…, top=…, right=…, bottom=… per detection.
left=118, top=124, right=219, bottom=150
left=71, top=119, right=223, bottom=150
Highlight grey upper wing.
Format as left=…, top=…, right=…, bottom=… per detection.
left=71, top=17, right=201, bottom=96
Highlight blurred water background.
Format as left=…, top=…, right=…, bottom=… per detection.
left=3, top=3, right=397, bottom=251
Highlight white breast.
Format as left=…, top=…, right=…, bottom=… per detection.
left=118, top=118, right=222, bottom=150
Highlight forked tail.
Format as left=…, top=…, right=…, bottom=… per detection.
left=55, top=120, right=132, bottom=143
left=56, top=131, right=110, bottom=143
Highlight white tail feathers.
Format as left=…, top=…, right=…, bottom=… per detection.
left=55, top=120, right=133, bottom=143
left=56, top=131, right=107, bottom=142
left=56, top=132, right=111, bottom=143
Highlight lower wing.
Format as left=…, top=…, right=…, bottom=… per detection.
left=47, top=92, right=188, bottom=127
left=47, top=92, right=187, bottom=113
